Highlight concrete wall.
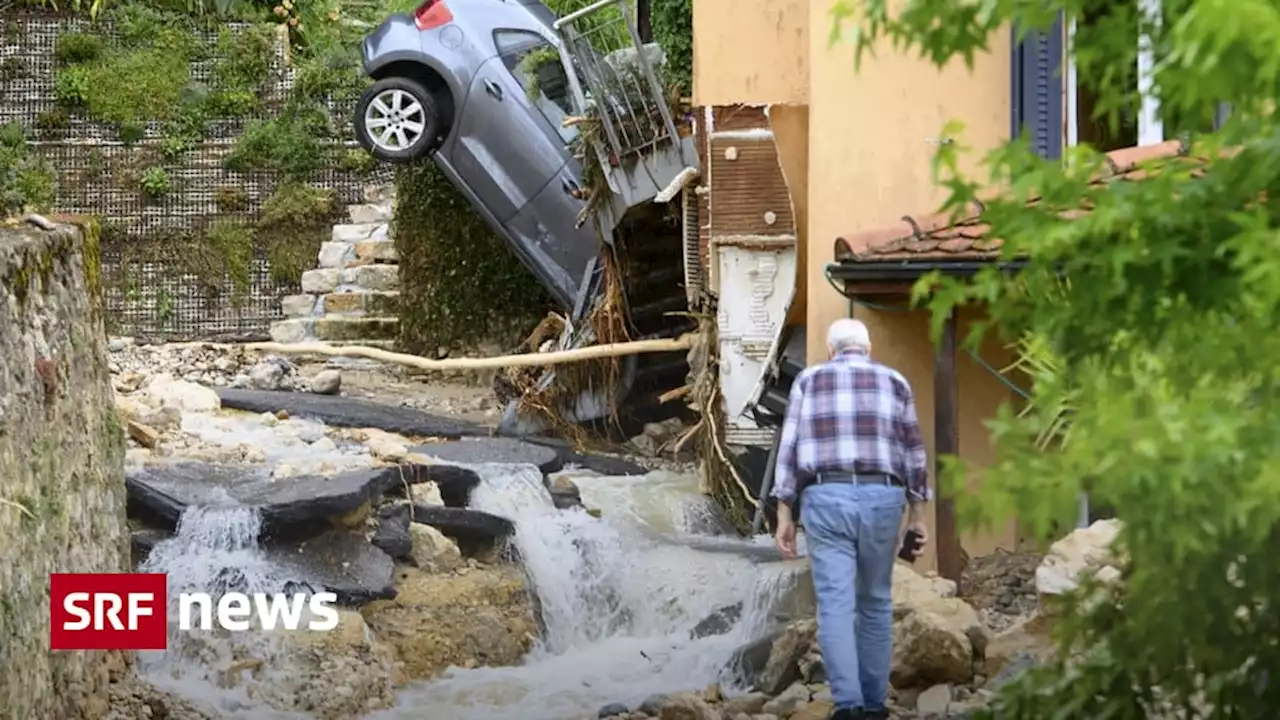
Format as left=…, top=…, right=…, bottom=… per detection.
left=0, top=219, right=130, bottom=716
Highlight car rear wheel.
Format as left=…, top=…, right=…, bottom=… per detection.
left=355, top=77, right=442, bottom=163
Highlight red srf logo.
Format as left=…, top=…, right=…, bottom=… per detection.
left=49, top=573, right=168, bottom=650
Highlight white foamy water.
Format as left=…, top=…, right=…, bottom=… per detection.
left=137, top=507, right=309, bottom=719
left=366, top=464, right=809, bottom=720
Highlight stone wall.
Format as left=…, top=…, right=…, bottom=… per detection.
left=0, top=219, right=130, bottom=716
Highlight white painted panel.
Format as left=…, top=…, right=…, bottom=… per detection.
left=715, top=244, right=797, bottom=439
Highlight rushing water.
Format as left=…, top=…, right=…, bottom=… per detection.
left=366, top=464, right=809, bottom=720
left=137, top=460, right=808, bottom=719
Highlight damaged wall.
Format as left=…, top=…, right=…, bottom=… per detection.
left=0, top=219, right=130, bottom=717
left=696, top=104, right=804, bottom=447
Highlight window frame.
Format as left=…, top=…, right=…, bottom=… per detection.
left=491, top=29, right=580, bottom=146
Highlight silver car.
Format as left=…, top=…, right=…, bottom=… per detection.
left=354, top=0, right=596, bottom=311
left=355, top=0, right=699, bottom=431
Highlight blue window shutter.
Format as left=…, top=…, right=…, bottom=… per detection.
left=1011, top=13, right=1065, bottom=160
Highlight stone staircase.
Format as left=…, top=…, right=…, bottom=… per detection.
left=269, top=189, right=401, bottom=346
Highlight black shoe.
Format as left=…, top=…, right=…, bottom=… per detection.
left=863, top=710, right=890, bottom=720
left=830, top=709, right=866, bottom=720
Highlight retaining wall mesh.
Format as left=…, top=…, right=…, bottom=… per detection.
left=0, top=12, right=392, bottom=340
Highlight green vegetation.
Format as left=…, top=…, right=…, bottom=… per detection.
left=256, top=181, right=339, bottom=284
left=841, top=0, right=1280, bottom=717
left=223, top=108, right=329, bottom=179
left=139, top=167, right=171, bottom=198
left=394, top=162, right=552, bottom=352
left=650, top=0, right=692, bottom=92
left=0, top=122, right=55, bottom=215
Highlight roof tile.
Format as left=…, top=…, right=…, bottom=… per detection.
left=837, top=140, right=1193, bottom=263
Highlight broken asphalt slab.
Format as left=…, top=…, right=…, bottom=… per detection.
left=215, top=388, right=489, bottom=438
left=383, top=462, right=480, bottom=507
left=265, top=531, right=397, bottom=605
left=519, top=437, right=649, bottom=476
left=125, top=462, right=389, bottom=535
left=407, top=437, right=562, bottom=474
left=377, top=502, right=514, bottom=543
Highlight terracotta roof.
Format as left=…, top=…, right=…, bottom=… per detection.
left=834, top=139, right=1195, bottom=264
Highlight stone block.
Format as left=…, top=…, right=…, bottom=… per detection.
left=318, top=242, right=357, bottom=269
left=301, top=269, right=340, bottom=294
left=351, top=264, right=400, bottom=292
left=332, top=223, right=388, bottom=243
left=280, top=294, right=317, bottom=318
left=312, top=317, right=400, bottom=343
left=321, top=291, right=400, bottom=317
left=269, top=319, right=314, bottom=343
left=349, top=202, right=393, bottom=225
left=354, top=239, right=398, bottom=263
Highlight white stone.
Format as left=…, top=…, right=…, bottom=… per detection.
left=761, top=683, right=810, bottom=716
left=269, top=319, right=312, bottom=344
left=409, top=522, right=461, bottom=571
left=352, top=265, right=399, bottom=291
left=300, top=269, right=340, bottom=294
left=318, top=242, right=356, bottom=269
left=280, top=294, right=317, bottom=318
left=348, top=203, right=393, bottom=224
left=145, top=374, right=221, bottom=413
left=248, top=361, right=287, bottom=391
left=916, top=684, right=952, bottom=716
left=310, top=369, right=342, bottom=395
left=331, top=223, right=386, bottom=243
left=409, top=481, right=444, bottom=507
left=1035, top=519, right=1123, bottom=599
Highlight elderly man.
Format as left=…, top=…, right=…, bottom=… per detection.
left=772, top=318, right=931, bottom=720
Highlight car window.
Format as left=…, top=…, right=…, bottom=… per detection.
left=493, top=30, right=580, bottom=146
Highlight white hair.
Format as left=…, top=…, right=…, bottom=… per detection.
left=827, top=318, right=871, bottom=354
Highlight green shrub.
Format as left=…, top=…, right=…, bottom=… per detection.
left=394, top=162, right=551, bottom=351
left=118, top=120, right=145, bottom=145
left=224, top=109, right=329, bottom=179
left=651, top=0, right=692, bottom=92
left=54, top=32, right=103, bottom=64
left=0, top=122, right=56, bottom=214
left=140, top=167, right=171, bottom=197
left=256, top=182, right=338, bottom=283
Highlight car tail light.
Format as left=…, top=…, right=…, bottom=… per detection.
left=413, top=0, right=452, bottom=30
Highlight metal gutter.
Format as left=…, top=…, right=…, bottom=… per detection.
left=825, top=259, right=1028, bottom=284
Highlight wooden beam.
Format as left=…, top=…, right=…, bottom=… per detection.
left=933, top=310, right=965, bottom=584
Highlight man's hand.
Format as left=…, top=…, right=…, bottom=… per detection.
left=904, top=503, right=929, bottom=560
left=774, top=503, right=797, bottom=559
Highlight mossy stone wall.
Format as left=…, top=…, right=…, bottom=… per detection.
left=393, top=163, right=552, bottom=353
left=0, top=220, right=130, bottom=717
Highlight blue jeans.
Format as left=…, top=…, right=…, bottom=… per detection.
left=801, top=482, right=906, bottom=711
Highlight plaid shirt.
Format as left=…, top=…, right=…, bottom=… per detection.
left=771, top=349, right=931, bottom=504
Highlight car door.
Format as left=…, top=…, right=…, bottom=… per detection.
left=447, top=30, right=567, bottom=226
left=491, top=30, right=602, bottom=310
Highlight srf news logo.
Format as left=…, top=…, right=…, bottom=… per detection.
left=49, top=573, right=339, bottom=651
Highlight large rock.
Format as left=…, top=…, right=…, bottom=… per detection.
left=125, top=462, right=390, bottom=536
left=135, top=373, right=222, bottom=413
left=890, top=564, right=991, bottom=689
left=757, top=619, right=815, bottom=695
left=265, top=531, right=397, bottom=605
left=215, top=388, right=488, bottom=437
left=360, top=565, right=537, bottom=680
left=408, top=437, right=562, bottom=473
left=1034, top=519, right=1123, bottom=605
left=244, top=609, right=399, bottom=717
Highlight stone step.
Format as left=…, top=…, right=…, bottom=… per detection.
left=354, top=239, right=398, bottom=263
left=321, top=291, right=400, bottom=317
left=348, top=202, right=394, bottom=225
left=332, top=222, right=389, bottom=243
left=269, top=317, right=401, bottom=344
left=280, top=293, right=319, bottom=318
left=339, top=264, right=399, bottom=292
left=313, top=317, right=399, bottom=343
left=318, top=241, right=356, bottom=269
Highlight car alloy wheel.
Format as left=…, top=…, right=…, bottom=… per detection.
left=364, top=88, right=428, bottom=153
